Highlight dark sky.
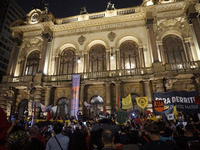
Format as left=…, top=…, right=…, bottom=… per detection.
left=15, top=0, right=143, bottom=18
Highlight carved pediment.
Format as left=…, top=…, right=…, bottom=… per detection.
left=19, top=37, right=43, bottom=58
left=156, top=18, right=190, bottom=36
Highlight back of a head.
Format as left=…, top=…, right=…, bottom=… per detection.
left=145, top=123, right=160, bottom=135
left=102, top=129, right=114, bottom=144
left=53, top=122, right=63, bottom=134
left=29, top=125, right=39, bottom=137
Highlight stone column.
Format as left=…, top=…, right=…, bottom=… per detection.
left=105, top=82, right=111, bottom=112
left=6, top=38, right=21, bottom=76
left=106, top=51, right=110, bottom=71
left=115, top=82, right=121, bottom=109
left=143, top=81, right=153, bottom=110
left=158, top=42, right=165, bottom=64
left=74, top=54, right=79, bottom=73
left=189, top=13, right=200, bottom=51
left=184, top=41, right=193, bottom=62
left=54, top=54, right=59, bottom=75
left=38, top=33, right=51, bottom=73
left=19, top=59, right=25, bottom=76
left=84, top=53, right=89, bottom=72
left=155, top=79, right=165, bottom=92
left=116, top=49, right=120, bottom=70
left=79, top=84, right=85, bottom=113
left=146, top=19, right=159, bottom=62
left=33, top=87, right=42, bottom=118
left=139, top=46, right=145, bottom=67
left=0, top=88, right=8, bottom=110
left=44, top=87, right=52, bottom=106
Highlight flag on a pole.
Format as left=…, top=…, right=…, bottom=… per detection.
left=47, top=110, right=51, bottom=121
left=173, top=105, right=178, bottom=122
left=84, top=101, right=92, bottom=109
left=117, top=93, right=122, bottom=108
left=122, top=94, right=133, bottom=109
left=71, top=74, right=81, bottom=118
left=136, top=97, right=148, bottom=109
left=51, top=106, right=57, bottom=114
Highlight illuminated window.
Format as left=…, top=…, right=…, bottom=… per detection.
left=59, top=49, right=75, bottom=74
left=89, top=44, right=106, bottom=72
left=162, top=35, right=186, bottom=64
left=25, top=51, right=40, bottom=75
left=120, top=41, right=140, bottom=69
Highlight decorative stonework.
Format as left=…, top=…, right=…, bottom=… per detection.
left=195, top=3, right=200, bottom=14
left=107, top=31, right=116, bottom=42
left=19, top=37, right=43, bottom=58
left=156, top=18, right=190, bottom=38
left=78, top=35, right=86, bottom=45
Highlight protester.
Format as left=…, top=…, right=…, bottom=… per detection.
left=143, top=123, right=173, bottom=150
left=101, top=129, right=116, bottom=150
left=28, top=125, right=45, bottom=150
left=46, top=122, right=70, bottom=150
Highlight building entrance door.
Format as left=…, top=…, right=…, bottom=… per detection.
left=56, top=98, right=69, bottom=118
left=90, top=95, right=104, bottom=116
left=18, top=99, right=28, bottom=118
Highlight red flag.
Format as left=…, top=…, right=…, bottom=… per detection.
left=103, top=105, right=106, bottom=115
left=117, top=93, right=120, bottom=107
left=0, top=107, right=11, bottom=143
left=195, top=96, right=200, bottom=105
left=34, top=102, right=36, bottom=115
left=47, top=110, right=51, bottom=121
left=117, top=93, right=122, bottom=108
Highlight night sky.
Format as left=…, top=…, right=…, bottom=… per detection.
left=15, top=0, right=143, bottom=18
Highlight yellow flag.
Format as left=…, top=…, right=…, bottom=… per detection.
left=122, top=94, right=133, bottom=109
left=174, top=105, right=178, bottom=121
left=136, top=97, right=148, bottom=109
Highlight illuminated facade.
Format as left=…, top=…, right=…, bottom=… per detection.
left=1, top=0, right=200, bottom=118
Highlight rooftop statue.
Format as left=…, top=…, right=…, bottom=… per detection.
left=80, top=7, right=88, bottom=15
left=106, top=1, right=115, bottom=10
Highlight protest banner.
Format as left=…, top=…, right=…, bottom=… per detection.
left=136, top=97, right=148, bottom=109
left=122, top=94, right=133, bottom=109
left=153, top=91, right=200, bottom=115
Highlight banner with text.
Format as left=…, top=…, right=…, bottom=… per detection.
left=122, top=94, right=133, bottom=109
left=136, top=97, right=148, bottom=109
left=70, top=74, right=80, bottom=118
left=153, top=91, right=200, bottom=115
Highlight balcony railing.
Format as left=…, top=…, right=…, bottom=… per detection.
left=4, top=61, right=200, bottom=84
left=4, top=75, right=33, bottom=83
left=43, top=67, right=153, bottom=82
left=165, top=61, right=200, bottom=71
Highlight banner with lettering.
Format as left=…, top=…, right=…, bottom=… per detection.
left=122, top=94, right=133, bottom=109
left=70, top=74, right=81, bottom=118
left=136, top=97, right=148, bottom=109
left=153, top=91, right=200, bottom=115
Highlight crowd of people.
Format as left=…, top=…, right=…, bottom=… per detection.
left=0, top=107, right=200, bottom=150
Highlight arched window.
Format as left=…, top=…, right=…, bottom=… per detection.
left=120, top=41, right=140, bottom=69
left=89, top=44, right=106, bottom=72
left=90, top=95, right=104, bottom=116
left=56, top=98, right=69, bottom=117
left=162, top=35, right=186, bottom=64
left=18, top=99, right=28, bottom=118
left=59, top=49, right=75, bottom=74
left=25, top=51, right=40, bottom=75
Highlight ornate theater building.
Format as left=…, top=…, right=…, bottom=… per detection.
left=0, top=0, right=200, bottom=118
